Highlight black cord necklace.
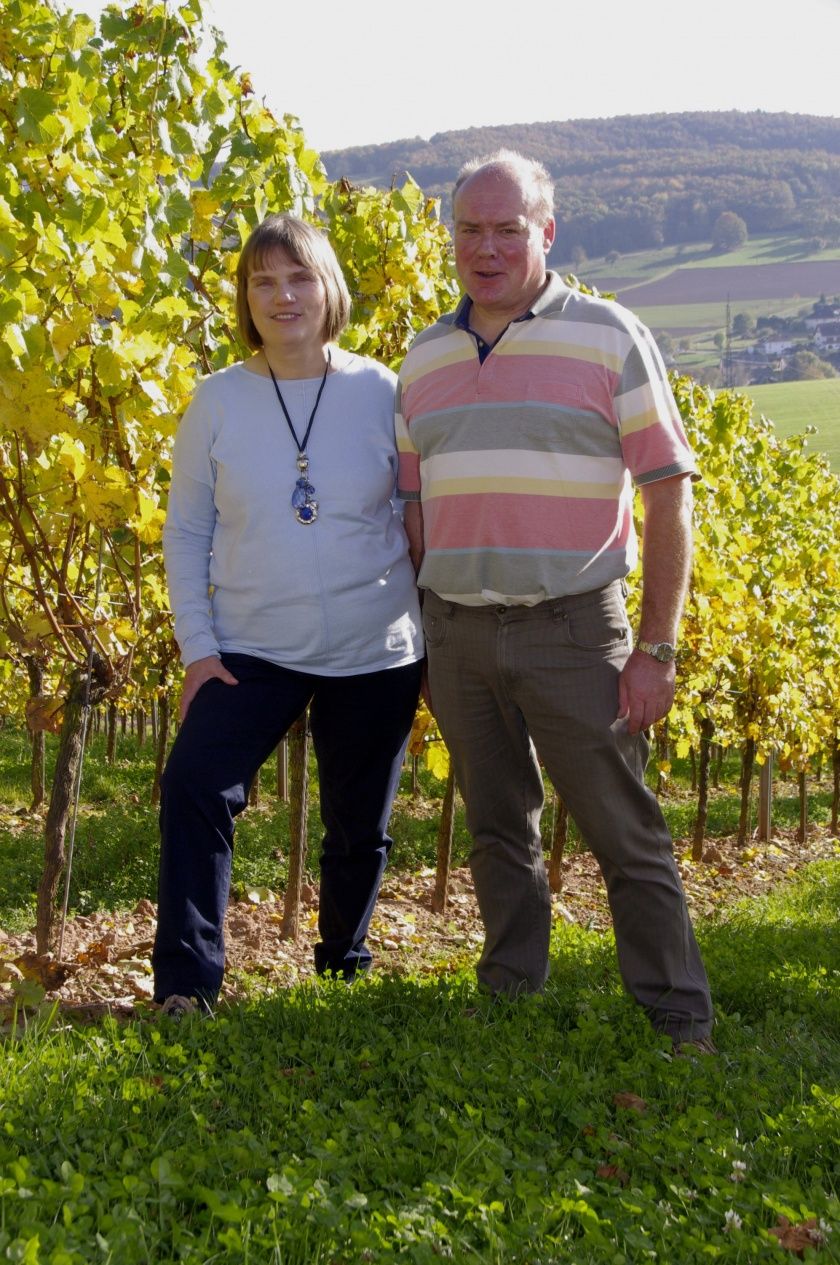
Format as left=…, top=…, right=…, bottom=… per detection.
left=266, top=349, right=331, bottom=525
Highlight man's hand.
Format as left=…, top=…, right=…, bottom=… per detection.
left=617, top=650, right=676, bottom=735
left=419, top=661, right=434, bottom=715
left=180, top=655, right=238, bottom=722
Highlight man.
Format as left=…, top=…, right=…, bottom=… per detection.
left=397, top=150, right=714, bottom=1050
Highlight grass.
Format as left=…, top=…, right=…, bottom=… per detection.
left=1, top=865, right=838, bottom=1262
left=748, top=378, right=840, bottom=472
left=2, top=727, right=839, bottom=1260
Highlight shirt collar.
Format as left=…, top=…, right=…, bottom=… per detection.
left=453, top=271, right=570, bottom=331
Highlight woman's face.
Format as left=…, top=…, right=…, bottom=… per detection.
left=246, top=247, right=329, bottom=355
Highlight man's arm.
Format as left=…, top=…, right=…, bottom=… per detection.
left=617, top=473, right=693, bottom=735
left=403, top=500, right=425, bottom=577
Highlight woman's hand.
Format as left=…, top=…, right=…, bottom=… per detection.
left=180, top=656, right=239, bottom=722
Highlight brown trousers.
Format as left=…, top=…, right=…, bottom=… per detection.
left=423, top=581, right=713, bottom=1042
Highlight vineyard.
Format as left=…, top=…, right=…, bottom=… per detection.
left=1, top=2, right=839, bottom=1262
left=1, top=0, right=838, bottom=956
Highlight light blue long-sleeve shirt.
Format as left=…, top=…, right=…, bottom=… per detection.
left=164, top=351, right=423, bottom=675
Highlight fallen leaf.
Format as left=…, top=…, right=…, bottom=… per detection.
left=13, top=952, right=80, bottom=989
left=77, top=939, right=114, bottom=965
left=244, top=887, right=276, bottom=905
left=613, top=1092, right=647, bottom=1113
left=596, top=1164, right=629, bottom=1185
left=768, top=1216, right=823, bottom=1256
left=115, top=939, right=154, bottom=960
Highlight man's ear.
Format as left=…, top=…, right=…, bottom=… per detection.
left=542, top=217, right=556, bottom=255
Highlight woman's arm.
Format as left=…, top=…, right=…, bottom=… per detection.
left=163, top=389, right=223, bottom=668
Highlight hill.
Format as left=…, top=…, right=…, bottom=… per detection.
left=322, top=111, right=840, bottom=263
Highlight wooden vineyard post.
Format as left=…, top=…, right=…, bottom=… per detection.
left=36, top=665, right=109, bottom=953
left=276, top=737, right=289, bottom=802
left=757, top=753, right=773, bottom=842
left=796, top=770, right=808, bottom=843
left=431, top=767, right=456, bottom=914
left=106, top=701, right=118, bottom=765
left=737, top=736, right=756, bottom=847
left=150, top=694, right=171, bottom=807
left=548, top=791, right=569, bottom=893
left=832, top=732, right=839, bottom=836
left=25, top=656, right=46, bottom=811
left=282, top=711, right=310, bottom=939
left=692, top=716, right=715, bottom=860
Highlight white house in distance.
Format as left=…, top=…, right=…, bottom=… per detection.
left=813, top=321, right=840, bottom=353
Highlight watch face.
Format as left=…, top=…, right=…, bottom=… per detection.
left=638, top=639, right=676, bottom=662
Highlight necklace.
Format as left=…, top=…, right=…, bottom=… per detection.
left=266, top=350, right=331, bottom=525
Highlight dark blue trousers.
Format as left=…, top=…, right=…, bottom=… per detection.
left=152, top=653, right=422, bottom=1004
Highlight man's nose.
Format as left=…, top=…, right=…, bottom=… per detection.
left=476, top=231, right=498, bottom=255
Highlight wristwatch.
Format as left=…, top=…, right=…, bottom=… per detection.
left=636, top=638, right=677, bottom=663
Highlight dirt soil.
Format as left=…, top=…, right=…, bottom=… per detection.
left=1, top=826, right=836, bottom=1021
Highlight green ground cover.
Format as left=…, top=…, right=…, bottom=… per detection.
left=748, top=379, right=840, bottom=472
left=1, top=865, right=838, bottom=1262
left=2, top=731, right=839, bottom=1260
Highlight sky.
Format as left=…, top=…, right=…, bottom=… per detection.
left=78, top=0, right=840, bottom=154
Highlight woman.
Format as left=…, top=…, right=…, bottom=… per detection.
left=152, top=214, right=423, bottom=1017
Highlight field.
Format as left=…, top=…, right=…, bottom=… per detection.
left=618, top=261, right=840, bottom=309
left=573, top=234, right=840, bottom=384
left=748, top=378, right=840, bottom=471
left=1, top=728, right=839, bottom=1263
left=575, top=235, right=840, bottom=288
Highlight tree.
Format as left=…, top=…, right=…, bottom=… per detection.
left=712, top=211, right=748, bottom=252
left=782, top=350, right=837, bottom=381
left=570, top=244, right=588, bottom=271
left=732, top=312, right=755, bottom=338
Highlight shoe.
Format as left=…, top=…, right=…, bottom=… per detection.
left=159, top=994, right=202, bottom=1021
left=673, top=1034, right=718, bottom=1057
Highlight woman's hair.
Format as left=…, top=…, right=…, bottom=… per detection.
left=236, top=214, right=351, bottom=349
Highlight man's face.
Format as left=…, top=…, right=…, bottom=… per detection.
left=453, top=169, right=554, bottom=323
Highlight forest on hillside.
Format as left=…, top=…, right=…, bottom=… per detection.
left=323, top=112, right=840, bottom=261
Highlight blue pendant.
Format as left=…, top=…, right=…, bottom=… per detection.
left=292, top=473, right=318, bottom=524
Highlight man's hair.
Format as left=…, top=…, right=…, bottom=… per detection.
left=453, top=149, right=555, bottom=224
left=236, top=214, right=351, bottom=350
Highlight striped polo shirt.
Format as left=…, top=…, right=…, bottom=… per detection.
left=396, top=272, right=696, bottom=605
